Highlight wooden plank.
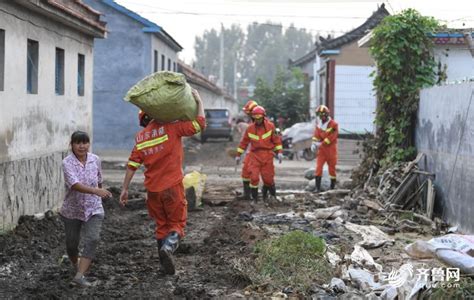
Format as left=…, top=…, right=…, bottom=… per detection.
left=387, top=172, right=418, bottom=205
left=403, top=152, right=425, bottom=173
left=426, top=179, right=435, bottom=219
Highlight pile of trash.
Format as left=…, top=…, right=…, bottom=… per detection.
left=346, top=153, right=443, bottom=235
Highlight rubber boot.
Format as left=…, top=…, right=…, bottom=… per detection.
left=159, top=232, right=180, bottom=275
left=269, top=185, right=276, bottom=197
left=262, top=185, right=269, bottom=201
left=157, top=239, right=164, bottom=268
left=250, top=188, right=259, bottom=201
left=330, top=178, right=336, bottom=190
left=237, top=181, right=251, bottom=200
left=315, top=176, right=322, bottom=193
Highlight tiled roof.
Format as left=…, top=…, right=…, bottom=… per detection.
left=317, top=4, right=389, bottom=54
left=178, top=62, right=224, bottom=95
left=177, top=61, right=237, bottom=103
left=289, top=48, right=317, bottom=67
left=17, top=0, right=107, bottom=37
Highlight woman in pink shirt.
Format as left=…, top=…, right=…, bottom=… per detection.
left=60, top=131, right=111, bottom=287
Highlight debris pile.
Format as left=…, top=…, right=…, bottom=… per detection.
left=346, top=153, right=443, bottom=235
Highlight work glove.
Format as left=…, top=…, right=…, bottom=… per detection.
left=235, top=156, right=241, bottom=165
left=277, top=153, right=283, bottom=164
left=311, top=142, right=322, bottom=153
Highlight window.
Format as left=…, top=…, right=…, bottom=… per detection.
left=167, top=58, right=171, bottom=71
left=55, top=48, right=64, bottom=95
left=27, top=39, right=39, bottom=94
left=161, top=54, right=165, bottom=70
left=173, top=62, right=176, bottom=72
left=154, top=50, right=158, bottom=72
left=77, top=54, right=85, bottom=96
left=0, top=29, right=4, bottom=91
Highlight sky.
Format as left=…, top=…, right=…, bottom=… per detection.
left=115, top=0, right=474, bottom=63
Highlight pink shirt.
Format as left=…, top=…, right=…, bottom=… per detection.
left=60, top=152, right=104, bottom=221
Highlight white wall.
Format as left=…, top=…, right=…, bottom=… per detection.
left=416, top=83, right=474, bottom=233
left=334, top=65, right=376, bottom=134
left=0, top=2, right=95, bottom=230
left=0, top=3, right=94, bottom=162
left=434, top=45, right=474, bottom=82
left=151, top=35, right=179, bottom=72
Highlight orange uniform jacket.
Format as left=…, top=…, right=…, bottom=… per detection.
left=127, top=116, right=206, bottom=192
left=312, top=118, right=338, bottom=178
left=237, top=118, right=282, bottom=187
left=237, top=118, right=283, bottom=157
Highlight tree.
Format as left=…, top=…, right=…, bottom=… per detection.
left=253, top=67, right=309, bottom=128
left=194, top=25, right=245, bottom=89
left=369, top=9, right=439, bottom=165
left=193, top=22, right=314, bottom=97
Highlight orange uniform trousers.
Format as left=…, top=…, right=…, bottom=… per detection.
left=241, top=153, right=252, bottom=182
left=315, top=145, right=337, bottom=179
left=248, top=150, right=275, bottom=187
left=146, top=183, right=187, bottom=240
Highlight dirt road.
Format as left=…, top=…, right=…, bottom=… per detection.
left=0, top=139, right=354, bottom=299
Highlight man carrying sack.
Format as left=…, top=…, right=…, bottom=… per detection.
left=120, top=88, right=206, bottom=275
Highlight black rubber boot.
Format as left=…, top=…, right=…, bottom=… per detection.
left=315, top=176, right=322, bottom=193
left=269, top=185, right=276, bottom=197
left=237, top=181, right=251, bottom=200
left=157, top=239, right=164, bottom=268
left=250, top=188, right=259, bottom=201
left=159, top=232, right=180, bottom=275
left=262, top=185, right=269, bottom=200
left=330, top=178, right=336, bottom=190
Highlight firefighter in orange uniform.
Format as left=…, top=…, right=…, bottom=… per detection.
left=237, top=100, right=258, bottom=200
left=235, top=106, right=283, bottom=201
left=311, top=105, right=338, bottom=192
left=119, top=89, right=205, bottom=275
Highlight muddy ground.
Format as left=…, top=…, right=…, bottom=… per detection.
left=0, top=139, right=315, bottom=299
left=0, top=138, right=424, bottom=299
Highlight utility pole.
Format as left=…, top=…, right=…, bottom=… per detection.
left=233, top=59, right=237, bottom=100
left=218, top=23, right=224, bottom=88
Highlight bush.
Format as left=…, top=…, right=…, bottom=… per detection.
left=253, top=230, right=332, bottom=291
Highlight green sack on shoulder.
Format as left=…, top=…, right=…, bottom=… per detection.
left=124, top=71, right=197, bottom=123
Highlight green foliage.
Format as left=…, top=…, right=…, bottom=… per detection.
left=253, top=230, right=331, bottom=291
left=252, top=67, right=309, bottom=128
left=429, top=277, right=474, bottom=299
left=194, top=23, right=314, bottom=96
left=369, top=9, right=439, bottom=164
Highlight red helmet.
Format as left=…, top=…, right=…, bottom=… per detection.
left=242, top=100, right=258, bottom=115
left=138, top=110, right=146, bottom=122
left=315, top=105, right=330, bottom=116
left=251, top=105, right=266, bottom=119
left=138, top=110, right=151, bottom=127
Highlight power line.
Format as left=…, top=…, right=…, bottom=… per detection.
left=118, top=0, right=474, bottom=22
left=135, top=10, right=369, bottom=19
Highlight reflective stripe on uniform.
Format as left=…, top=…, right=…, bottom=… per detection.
left=324, top=138, right=331, bottom=145
left=192, top=120, right=201, bottom=133
left=261, top=130, right=273, bottom=139
left=330, top=175, right=337, bottom=179
left=274, top=145, right=283, bottom=151
left=137, top=134, right=169, bottom=150
left=249, top=184, right=259, bottom=188
left=248, top=133, right=259, bottom=140
left=237, top=148, right=245, bottom=154
left=312, top=137, right=320, bottom=141
left=326, top=127, right=333, bottom=133
left=242, top=178, right=250, bottom=182
left=128, top=161, right=141, bottom=168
